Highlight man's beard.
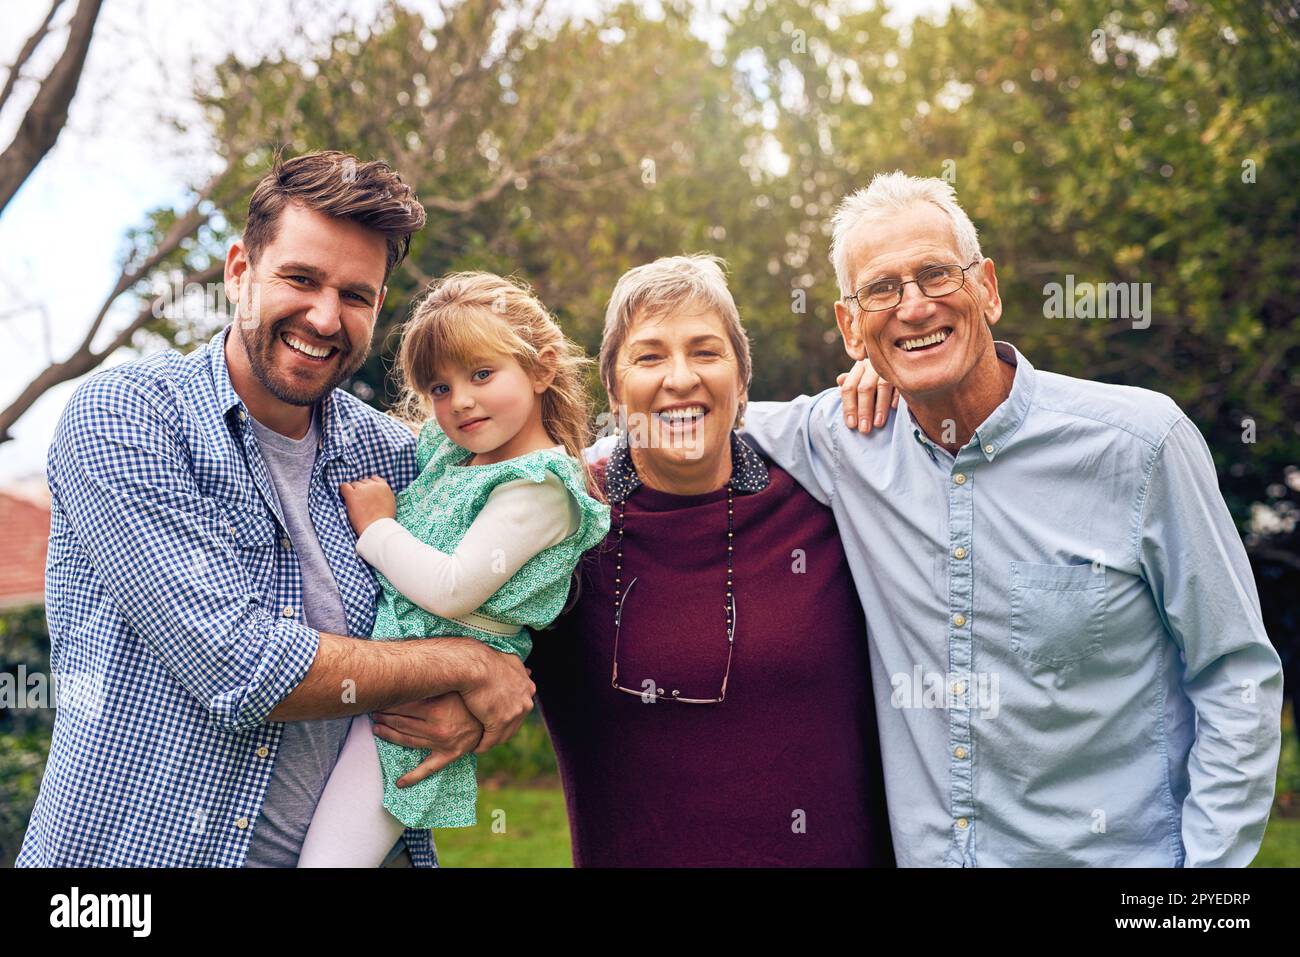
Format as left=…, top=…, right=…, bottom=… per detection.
left=237, top=314, right=368, bottom=406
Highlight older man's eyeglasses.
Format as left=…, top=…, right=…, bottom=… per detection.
left=846, top=259, right=983, bottom=312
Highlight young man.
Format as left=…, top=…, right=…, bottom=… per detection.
left=18, top=151, right=532, bottom=867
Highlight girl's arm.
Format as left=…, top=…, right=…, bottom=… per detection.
left=355, top=473, right=580, bottom=620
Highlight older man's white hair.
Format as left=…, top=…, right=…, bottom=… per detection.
left=829, top=171, right=983, bottom=304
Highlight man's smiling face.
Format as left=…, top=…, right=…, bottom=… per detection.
left=229, top=202, right=388, bottom=407
left=834, top=201, right=1002, bottom=402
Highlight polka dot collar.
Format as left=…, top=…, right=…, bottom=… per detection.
left=604, top=430, right=770, bottom=504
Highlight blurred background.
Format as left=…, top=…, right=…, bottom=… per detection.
left=0, top=0, right=1297, bottom=866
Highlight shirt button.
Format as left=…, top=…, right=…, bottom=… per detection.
left=953, top=613, right=966, bottom=627
left=256, top=746, right=269, bottom=758
left=984, top=444, right=994, bottom=454
left=235, top=817, right=249, bottom=830
left=954, top=746, right=968, bottom=759
left=280, top=537, right=291, bottom=549
left=238, top=410, right=247, bottom=422
left=282, top=606, right=295, bottom=618
left=954, top=473, right=967, bottom=485
left=953, top=546, right=967, bottom=559
left=952, top=682, right=965, bottom=696
left=956, top=818, right=969, bottom=830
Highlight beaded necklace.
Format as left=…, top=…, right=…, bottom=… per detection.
left=612, top=480, right=736, bottom=700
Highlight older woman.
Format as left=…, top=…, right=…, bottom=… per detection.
left=526, top=255, right=893, bottom=866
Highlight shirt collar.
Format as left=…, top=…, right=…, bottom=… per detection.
left=604, top=430, right=770, bottom=504
left=209, top=325, right=243, bottom=418
left=208, top=324, right=357, bottom=466
left=904, top=340, right=1035, bottom=463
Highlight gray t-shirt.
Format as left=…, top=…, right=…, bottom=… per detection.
left=242, top=407, right=355, bottom=867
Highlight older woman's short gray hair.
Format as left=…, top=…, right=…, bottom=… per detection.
left=829, top=171, right=983, bottom=304
left=599, top=253, right=753, bottom=421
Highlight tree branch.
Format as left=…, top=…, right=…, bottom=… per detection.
left=401, top=257, right=433, bottom=288
left=0, top=161, right=240, bottom=446
left=80, top=168, right=225, bottom=348
left=0, top=260, right=224, bottom=444
left=0, top=0, right=66, bottom=116
left=1249, top=545, right=1300, bottom=576
left=421, top=129, right=581, bottom=215
left=0, top=0, right=104, bottom=216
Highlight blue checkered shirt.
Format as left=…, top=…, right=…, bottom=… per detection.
left=16, top=326, right=435, bottom=867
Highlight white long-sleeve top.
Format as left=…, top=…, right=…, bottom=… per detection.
left=354, top=469, right=582, bottom=620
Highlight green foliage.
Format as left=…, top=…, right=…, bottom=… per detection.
left=193, top=0, right=1299, bottom=536
left=0, top=728, right=50, bottom=868
left=726, top=0, right=1299, bottom=523
left=0, top=606, right=52, bottom=867
left=476, top=709, right=558, bottom=783
left=0, top=605, right=51, bottom=738
left=1255, top=710, right=1300, bottom=866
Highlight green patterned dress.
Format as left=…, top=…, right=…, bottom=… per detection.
left=368, top=420, right=610, bottom=828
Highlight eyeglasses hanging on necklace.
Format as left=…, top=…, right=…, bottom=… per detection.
left=609, top=482, right=737, bottom=704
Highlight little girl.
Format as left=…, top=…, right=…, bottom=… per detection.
left=297, top=272, right=610, bottom=867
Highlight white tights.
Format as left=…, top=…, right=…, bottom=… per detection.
left=297, top=715, right=406, bottom=867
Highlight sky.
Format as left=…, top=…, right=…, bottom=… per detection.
left=0, top=0, right=954, bottom=481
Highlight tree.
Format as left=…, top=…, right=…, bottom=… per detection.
left=194, top=0, right=775, bottom=411
left=724, top=0, right=1300, bottom=528
left=4, top=0, right=1295, bottom=548
left=0, top=0, right=767, bottom=439
left=0, top=0, right=249, bottom=444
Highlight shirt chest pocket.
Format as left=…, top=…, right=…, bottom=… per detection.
left=1008, top=561, right=1106, bottom=666
left=221, top=506, right=280, bottom=590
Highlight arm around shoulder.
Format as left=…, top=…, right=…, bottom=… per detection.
left=739, top=388, right=843, bottom=505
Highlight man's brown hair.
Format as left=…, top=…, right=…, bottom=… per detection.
left=243, top=149, right=426, bottom=282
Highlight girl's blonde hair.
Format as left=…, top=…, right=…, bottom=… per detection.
left=393, top=271, right=603, bottom=502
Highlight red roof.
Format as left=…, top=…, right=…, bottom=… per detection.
left=0, top=482, right=51, bottom=609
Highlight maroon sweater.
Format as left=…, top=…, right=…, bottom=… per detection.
left=529, top=454, right=893, bottom=867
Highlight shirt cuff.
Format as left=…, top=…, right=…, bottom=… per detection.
left=209, top=616, right=321, bottom=731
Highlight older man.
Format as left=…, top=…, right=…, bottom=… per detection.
left=740, top=171, right=1282, bottom=867
left=18, top=151, right=532, bottom=867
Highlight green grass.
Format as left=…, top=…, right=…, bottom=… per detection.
left=432, top=782, right=572, bottom=868
left=432, top=782, right=1300, bottom=868
left=432, top=708, right=1300, bottom=867
left=1254, top=816, right=1300, bottom=867
left=1254, top=706, right=1300, bottom=867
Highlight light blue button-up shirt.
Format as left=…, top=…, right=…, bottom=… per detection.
left=740, top=340, right=1282, bottom=867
